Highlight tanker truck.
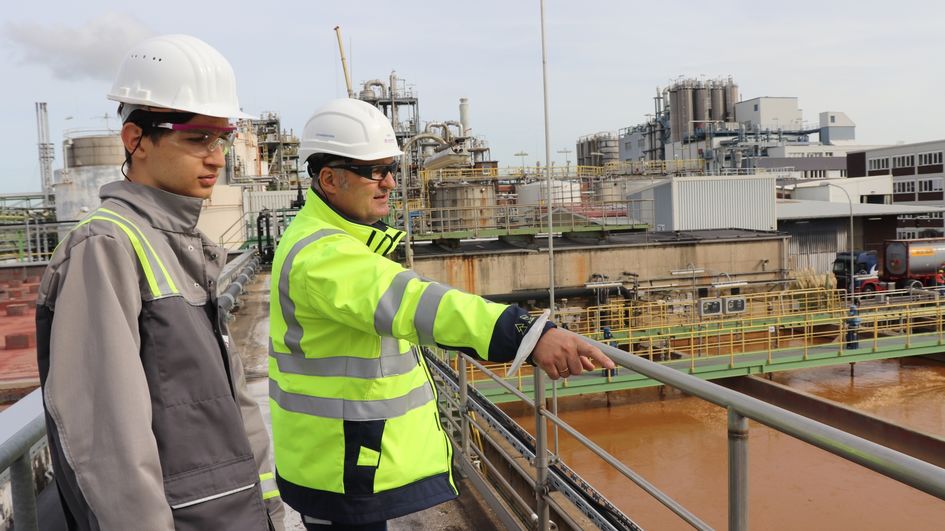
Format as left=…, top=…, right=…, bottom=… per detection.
left=832, top=239, right=945, bottom=293
left=882, top=238, right=945, bottom=289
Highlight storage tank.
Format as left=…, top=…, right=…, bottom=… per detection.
left=710, top=83, right=725, bottom=122
left=883, top=239, right=945, bottom=283
left=592, top=178, right=630, bottom=202
left=693, top=83, right=709, bottom=125
left=725, top=81, right=739, bottom=121
left=65, top=134, right=124, bottom=168
left=53, top=165, right=123, bottom=223
left=55, top=133, right=124, bottom=224
left=677, top=84, right=693, bottom=141
left=516, top=180, right=582, bottom=205
left=669, top=88, right=681, bottom=142
left=428, top=183, right=496, bottom=232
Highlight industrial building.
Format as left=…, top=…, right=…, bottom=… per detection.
left=847, top=139, right=945, bottom=238
left=614, top=77, right=879, bottom=181
left=576, top=132, right=619, bottom=167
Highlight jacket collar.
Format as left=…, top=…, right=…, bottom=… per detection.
left=100, top=180, right=204, bottom=234
left=305, top=188, right=405, bottom=256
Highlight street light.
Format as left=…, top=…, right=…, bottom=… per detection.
left=557, top=148, right=572, bottom=176
left=672, top=264, right=704, bottom=322
left=824, top=182, right=855, bottom=302
left=514, top=150, right=528, bottom=177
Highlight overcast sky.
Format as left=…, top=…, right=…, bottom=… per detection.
left=2, top=1, right=943, bottom=193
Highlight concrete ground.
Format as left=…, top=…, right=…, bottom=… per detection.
left=234, top=273, right=502, bottom=531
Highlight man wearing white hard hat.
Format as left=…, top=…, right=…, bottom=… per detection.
left=268, top=98, right=614, bottom=530
left=36, top=35, right=284, bottom=530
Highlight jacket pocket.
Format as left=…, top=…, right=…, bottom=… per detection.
left=165, top=454, right=268, bottom=530
left=170, top=481, right=268, bottom=531
left=343, top=419, right=386, bottom=495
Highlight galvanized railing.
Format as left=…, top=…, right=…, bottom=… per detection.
left=407, top=200, right=653, bottom=241
left=0, top=249, right=260, bottom=530
left=0, top=390, right=44, bottom=530
left=431, top=333, right=945, bottom=530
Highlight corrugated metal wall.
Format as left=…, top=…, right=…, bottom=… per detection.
left=781, top=219, right=849, bottom=273
left=673, top=176, right=777, bottom=231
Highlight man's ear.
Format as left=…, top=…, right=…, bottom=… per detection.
left=121, top=122, right=145, bottom=160
left=319, top=167, right=341, bottom=195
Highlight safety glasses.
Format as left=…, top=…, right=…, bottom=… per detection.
left=327, top=160, right=399, bottom=181
left=155, top=122, right=237, bottom=156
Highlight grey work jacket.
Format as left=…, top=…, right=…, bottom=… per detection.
left=36, top=180, right=284, bottom=530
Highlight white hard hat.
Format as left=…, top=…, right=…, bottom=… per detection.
left=107, top=34, right=254, bottom=119
left=299, top=98, right=403, bottom=163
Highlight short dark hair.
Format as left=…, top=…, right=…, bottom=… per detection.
left=306, top=153, right=349, bottom=178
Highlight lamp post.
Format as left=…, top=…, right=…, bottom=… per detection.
left=825, top=182, right=855, bottom=302
left=672, top=264, right=705, bottom=323
left=557, top=148, right=572, bottom=176
left=513, top=150, right=529, bottom=177
left=399, top=132, right=448, bottom=268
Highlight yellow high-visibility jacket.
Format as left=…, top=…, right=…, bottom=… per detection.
left=269, top=190, right=548, bottom=524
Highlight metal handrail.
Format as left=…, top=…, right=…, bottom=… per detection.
left=0, top=390, right=45, bottom=530
left=459, top=354, right=708, bottom=529
left=589, top=335, right=945, bottom=494
left=441, top=331, right=945, bottom=530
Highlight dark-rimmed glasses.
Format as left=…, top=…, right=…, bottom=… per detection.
left=327, top=161, right=399, bottom=181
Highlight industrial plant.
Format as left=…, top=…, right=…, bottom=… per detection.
left=3, top=58, right=945, bottom=531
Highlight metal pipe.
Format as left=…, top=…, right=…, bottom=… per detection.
left=0, top=390, right=45, bottom=531
left=463, top=356, right=534, bottom=405
left=539, top=0, right=556, bottom=322
left=11, top=453, right=38, bottom=530
left=458, top=356, right=470, bottom=459
left=333, top=26, right=355, bottom=98
left=424, top=122, right=451, bottom=142
left=361, top=79, right=387, bottom=98
left=728, top=407, right=749, bottom=531
left=533, top=369, right=550, bottom=529
left=443, top=120, right=464, bottom=139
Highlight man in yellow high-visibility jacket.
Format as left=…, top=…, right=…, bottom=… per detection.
left=269, top=98, right=614, bottom=531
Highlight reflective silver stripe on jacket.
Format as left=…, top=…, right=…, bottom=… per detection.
left=269, top=337, right=418, bottom=378
left=269, top=379, right=434, bottom=421
left=414, top=283, right=451, bottom=346
left=374, top=270, right=420, bottom=336
left=169, top=483, right=256, bottom=509
left=278, top=229, right=344, bottom=355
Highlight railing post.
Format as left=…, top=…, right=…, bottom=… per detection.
left=938, top=299, right=943, bottom=346
left=728, top=407, right=749, bottom=531
left=11, top=452, right=38, bottom=531
left=874, top=313, right=879, bottom=352
left=533, top=370, right=550, bottom=529
left=458, top=355, right=469, bottom=459
left=906, top=306, right=912, bottom=348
